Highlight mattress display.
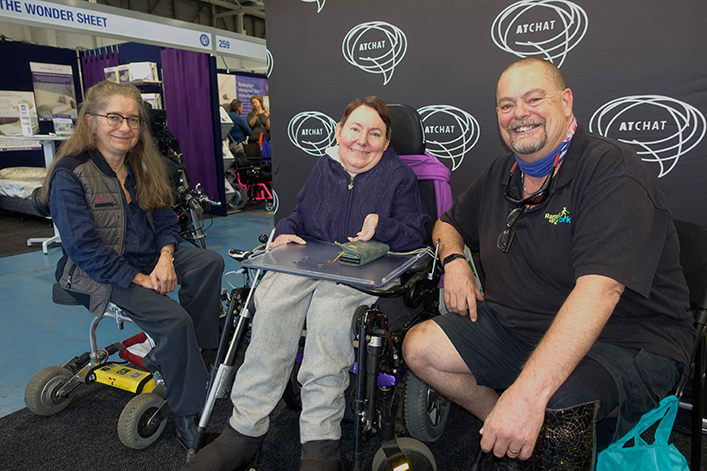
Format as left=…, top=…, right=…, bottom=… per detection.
left=0, top=166, right=46, bottom=199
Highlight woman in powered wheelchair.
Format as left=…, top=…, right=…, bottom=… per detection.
left=185, top=97, right=442, bottom=471
left=27, top=81, right=224, bottom=451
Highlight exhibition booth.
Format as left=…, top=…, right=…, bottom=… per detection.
left=0, top=0, right=269, bottom=218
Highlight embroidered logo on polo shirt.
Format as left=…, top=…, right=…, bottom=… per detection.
left=545, top=207, right=570, bottom=224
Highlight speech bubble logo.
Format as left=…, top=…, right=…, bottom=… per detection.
left=301, top=0, right=325, bottom=13
left=491, top=0, right=588, bottom=68
left=590, top=95, right=706, bottom=178
left=417, top=105, right=480, bottom=171
left=288, top=111, right=338, bottom=156
left=342, top=21, right=408, bottom=85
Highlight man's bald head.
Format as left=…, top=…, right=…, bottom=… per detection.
left=499, top=58, right=566, bottom=94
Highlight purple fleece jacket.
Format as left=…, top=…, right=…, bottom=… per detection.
left=275, top=148, right=429, bottom=251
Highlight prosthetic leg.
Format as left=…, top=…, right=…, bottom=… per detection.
left=532, top=400, right=601, bottom=471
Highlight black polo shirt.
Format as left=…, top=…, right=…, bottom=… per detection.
left=441, top=123, right=693, bottom=365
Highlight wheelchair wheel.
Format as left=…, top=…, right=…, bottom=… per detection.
left=264, top=189, right=278, bottom=213
left=24, top=366, right=74, bottom=416
left=117, top=392, right=167, bottom=449
left=229, top=182, right=247, bottom=210
left=372, top=437, right=437, bottom=471
left=404, top=372, right=451, bottom=442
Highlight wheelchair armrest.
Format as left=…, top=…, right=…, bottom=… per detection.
left=228, top=248, right=251, bottom=261
left=349, top=268, right=431, bottom=298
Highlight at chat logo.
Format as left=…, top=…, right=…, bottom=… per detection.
left=266, top=49, right=273, bottom=78
left=491, top=0, right=588, bottom=68
left=417, top=105, right=480, bottom=171
left=342, top=21, right=407, bottom=85
left=589, top=95, right=706, bottom=178
left=288, top=111, right=338, bottom=157
left=301, top=0, right=325, bottom=13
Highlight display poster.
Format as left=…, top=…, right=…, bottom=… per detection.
left=0, top=91, right=40, bottom=151
left=236, top=76, right=269, bottom=115
left=217, top=73, right=237, bottom=110
left=29, top=62, right=77, bottom=121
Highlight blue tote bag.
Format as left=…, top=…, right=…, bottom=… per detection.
left=596, top=395, right=689, bottom=471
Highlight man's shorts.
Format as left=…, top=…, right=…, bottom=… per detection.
left=433, top=301, right=684, bottom=440
left=433, top=301, right=532, bottom=389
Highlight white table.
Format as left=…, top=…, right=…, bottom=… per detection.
left=2, top=134, right=69, bottom=254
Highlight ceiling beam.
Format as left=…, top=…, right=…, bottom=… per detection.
left=214, top=6, right=264, bottom=19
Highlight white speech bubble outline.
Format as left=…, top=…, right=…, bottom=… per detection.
left=417, top=105, right=481, bottom=171
left=266, top=49, right=273, bottom=78
left=589, top=95, right=706, bottom=178
left=287, top=111, right=338, bottom=157
left=342, top=21, right=408, bottom=85
left=301, top=0, right=325, bottom=13
left=491, top=0, right=588, bottom=68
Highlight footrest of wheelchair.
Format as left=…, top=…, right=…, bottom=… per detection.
left=91, top=362, right=156, bottom=394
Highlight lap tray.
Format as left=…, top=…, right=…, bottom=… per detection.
left=240, top=236, right=428, bottom=288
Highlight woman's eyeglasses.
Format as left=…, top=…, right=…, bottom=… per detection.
left=92, top=113, right=142, bottom=130
left=497, top=206, right=525, bottom=253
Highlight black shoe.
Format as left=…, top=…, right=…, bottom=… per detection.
left=300, top=440, right=349, bottom=471
left=142, top=348, right=160, bottom=373
left=493, top=456, right=533, bottom=471
left=174, top=414, right=198, bottom=451
left=180, top=423, right=264, bottom=471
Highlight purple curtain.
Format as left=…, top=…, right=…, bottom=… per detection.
left=161, top=48, right=218, bottom=199
left=81, top=50, right=119, bottom=90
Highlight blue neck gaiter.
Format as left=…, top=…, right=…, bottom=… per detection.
left=515, top=118, right=578, bottom=177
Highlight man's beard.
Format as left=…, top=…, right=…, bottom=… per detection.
left=508, top=121, right=547, bottom=155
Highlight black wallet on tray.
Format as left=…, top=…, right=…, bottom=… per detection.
left=337, top=240, right=390, bottom=266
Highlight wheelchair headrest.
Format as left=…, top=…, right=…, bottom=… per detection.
left=388, top=104, right=425, bottom=156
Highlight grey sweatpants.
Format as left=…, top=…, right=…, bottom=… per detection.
left=229, top=271, right=376, bottom=443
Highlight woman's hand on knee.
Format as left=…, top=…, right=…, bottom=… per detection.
left=132, top=273, right=154, bottom=289
left=150, top=254, right=178, bottom=295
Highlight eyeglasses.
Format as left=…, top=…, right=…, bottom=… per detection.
left=92, top=113, right=142, bottom=129
left=497, top=206, right=525, bottom=253
left=503, top=154, right=561, bottom=207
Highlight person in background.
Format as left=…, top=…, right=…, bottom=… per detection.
left=403, top=58, right=693, bottom=469
left=184, top=96, right=429, bottom=471
left=247, top=95, right=270, bottom=144
left=228, top=98, right=252, bottom=155
left=43, top=80, right=224, bottom=452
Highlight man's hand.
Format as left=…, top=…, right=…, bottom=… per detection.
left=149, top=251, right=177, bottom=295
left=272, top=234, right=306, bottom=247
left=480, top=384, right=546, bottom=460
left=443, top=258, right=484, bottom=320
left=348, top=214, right=378, bottom=242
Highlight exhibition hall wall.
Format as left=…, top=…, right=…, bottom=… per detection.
left=265, top=0, right=707, bottom=227
left=0, top=41, right=82, bottom=168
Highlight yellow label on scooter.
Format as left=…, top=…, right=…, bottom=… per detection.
left=93, top=363, right=155, bottom=394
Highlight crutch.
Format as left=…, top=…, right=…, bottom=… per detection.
left=187, top=229, right=275, bottom=461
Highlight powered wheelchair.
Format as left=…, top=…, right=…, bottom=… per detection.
left=25, top=287, right=170, bottom=450
left=25, top=169, right=222, bottom=451
left=190, top=104, right=454, bottom=470
left=225, top=150, right=278, bottom=212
